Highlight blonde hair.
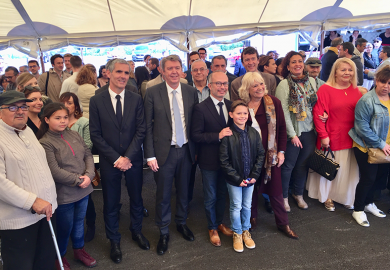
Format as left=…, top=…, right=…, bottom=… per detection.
left=327, top=58, right=358, bottom=88
left=16, top=72, right=35, bottom=91
left=358, top=86, right=368, bottom=95
left=238, top=72, right=268, bottom=103
left=127, top=60, right=135, bottom=79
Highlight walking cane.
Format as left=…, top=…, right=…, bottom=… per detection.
left=48, top=219, right=64, bottom=270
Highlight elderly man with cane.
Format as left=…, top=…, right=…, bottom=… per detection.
left=0, top=91, right=58, bottom=270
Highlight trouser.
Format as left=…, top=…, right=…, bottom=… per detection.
left=188, top=160, right=198, bottom=204
left=100, top=159, right=144, bottom=242
left=0, top=213, right=57, bottom=270
left=353, top=148, right=389, bottom=211
left=201, top=169, right=228, bottom=230
left=56, top=195, right=89, bottom=256
left=251, top=186, right=289, bottom=226
left=227, top=183, right=254, bottom=234
left=85, top=194, right=96, bottom=227
left=281, top=130, right=316, bottom=198
left=154, top=144, right=192, bottom=235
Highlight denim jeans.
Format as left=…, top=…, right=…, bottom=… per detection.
left=56, top=195, right=89, bottom=256
left=227, top=183, right=254, bottom=234
left=201, top=169, right=228, bottom=230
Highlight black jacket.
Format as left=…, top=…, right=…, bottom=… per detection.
left=219, top=125, right=265, bottom=187
left=320, top=50, right=338, bottom=82
left=351, top=55, right=364, bottom=86
left=363, top=52, right=376, bottom=80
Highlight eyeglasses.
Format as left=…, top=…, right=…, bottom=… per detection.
left=28, top=65, right=38, bottom=68
left=198, top=53, right=206, bottom=55
left=0, top=105, right=29, bottom=112
left=192, top=68, right=207, bottom=73
left=374, top=41, right=381, bottom=43
left=4, top=76, right=14, bottom=80
left=210, top=82, right=229, bottom=87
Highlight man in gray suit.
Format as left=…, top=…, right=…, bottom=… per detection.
left=230, top=46, right=276, bottom=100
left=144, top=55, right=199, bottom=255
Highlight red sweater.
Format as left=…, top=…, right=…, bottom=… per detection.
left=313, top=84, right=362, bottom=151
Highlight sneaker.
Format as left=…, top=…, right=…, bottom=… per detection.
left=292, top=194, right=308, bottom=210
left=352, top=211, right=370, bottom=227
left=242, top=230, right=255, bottom=249
left=74, top=247, right=97, bottom=268
left=324, top=199, right=335, bottom=212
left=364, top=203, right=386, bottom=218
left=56, top=257, right=70, bottom=270
left=232, top=232, right=243, bottom=253
left=284, top=198, right=291, bottom=213
left=344, top=205, right=354, bottom=210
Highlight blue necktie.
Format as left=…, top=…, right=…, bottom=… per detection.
left=115, top=95, right=122, bottom=127
left=218, top=102, right=226, bottom=124
left=172, top=90, right=185, bottom=147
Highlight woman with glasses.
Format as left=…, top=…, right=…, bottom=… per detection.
left=365, top=46, right=390, bottom=79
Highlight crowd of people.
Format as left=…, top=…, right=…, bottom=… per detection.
left=1, top=28, right=390, bottom=269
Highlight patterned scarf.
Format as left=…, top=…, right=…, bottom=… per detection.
left=263, top=95, right=277, bottom=184
left=287, top=71, right=317, bottom=121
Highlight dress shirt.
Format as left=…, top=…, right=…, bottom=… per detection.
left=193, top=83, right=210, bottom=103
left=166, top=82, right=188, bottom=145
left=108, top=87, right=125, bottom=115
left=210, top=95, right=228, bottom=124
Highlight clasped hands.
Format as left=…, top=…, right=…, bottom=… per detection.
left=114, top=156, right=132, bottom=172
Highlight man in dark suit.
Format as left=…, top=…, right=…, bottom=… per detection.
left=144, top=55, right=199, bottom=255
left=89, top=59, right=149, bottom=264
left=320, top=37, right=343, bottom=82
left=184, top=51, right=201, bottom=85
left=198, top=47, right=212, bottom=69
left=210, top=55, right=237, bottom=100
left=191, top=71, right=234, bottom=247
left=95, top=79, right=138, bottom=95
left=230, top=47, right=276, bottom=101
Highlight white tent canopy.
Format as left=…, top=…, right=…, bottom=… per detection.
left=1, top=0, right=390, bottom=57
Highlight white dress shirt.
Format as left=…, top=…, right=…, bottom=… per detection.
left=108, top=87, right=125, bottom=115
left=210, top=95, right=228, bottom=124
left=166, top=82, right=188, bottom=145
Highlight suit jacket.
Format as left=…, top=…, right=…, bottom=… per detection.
left=230, top=71, right=276, bottom=101
left=89, top=89, right=146, bottom=166
left=144, top=82, right=199, bottom=166
left=95, top=83, right=138, bottom=95
left=146, top=74, right=188, bottom=89
left=226, top=71, right=237, bottom=100
left=191, top=97, right=232, bottom=170
left=320, top=50, right=338, bottom=82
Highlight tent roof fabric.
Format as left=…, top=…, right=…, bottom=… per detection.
left=1, top=0, right=390, bottom=56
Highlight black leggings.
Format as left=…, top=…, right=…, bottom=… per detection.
left=353, top=148, right=389, bottom=211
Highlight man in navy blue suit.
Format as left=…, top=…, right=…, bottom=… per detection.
left=89, top=59, right=149, bottom=264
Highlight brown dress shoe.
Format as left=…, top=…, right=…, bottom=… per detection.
left=218, top=224, right=233, bottom=237
left=249, top=218, right=257, bottom=232
left=277, top=225, right=299, bottom=240
left=209, top=229, right=221, bottom=247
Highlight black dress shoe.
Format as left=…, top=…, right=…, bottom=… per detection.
left=176, top=224, right=195, bottom=241
left=265, top=201, right=274, bottom=214
left=157, top=234, right=169, bottom=255
left=84, top=225, right=95, bottom=243
left=132, top=233, right=150, bottom=250
left=110, top=241, right=122, bottom=264
left=143, top=207, right=149, bottom=217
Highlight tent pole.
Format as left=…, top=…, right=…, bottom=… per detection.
left=320, top=24, right=325, bottom=56
left=37, top=39, right=45, bottom=73
left=186, top=32, right=190, bottom=70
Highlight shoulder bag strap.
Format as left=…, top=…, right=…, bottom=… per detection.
left=45, top=71, right=50, bottom=96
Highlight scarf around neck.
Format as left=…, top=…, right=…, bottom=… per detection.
left=287, top=72, right=317, bottom=121
left=262, top=95, right=277, bottom=184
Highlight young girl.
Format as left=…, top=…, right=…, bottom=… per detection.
left=37, top=103, right=96, bottom=269
left=219, top=100, right=265, bottom=253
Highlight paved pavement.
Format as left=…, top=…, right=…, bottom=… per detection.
left=3, top=167, right=390, bottom=270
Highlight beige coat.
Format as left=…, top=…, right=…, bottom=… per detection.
left=78, top=83, right=98, bottom=119
left=38, top=68, right=71, bottom=103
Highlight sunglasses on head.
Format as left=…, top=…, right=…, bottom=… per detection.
left=23, top=85, right=40, bottom=92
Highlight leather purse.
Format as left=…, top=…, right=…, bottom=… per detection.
left=91, top=167, right=100, bottom=187
left=363, top=140, right=390, bottom=164
left=308, top=147, right=340, bottom=181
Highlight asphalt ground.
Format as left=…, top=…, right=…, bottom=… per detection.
left=2, top=167, right=390, bottom=270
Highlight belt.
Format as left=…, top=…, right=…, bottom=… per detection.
left=171, top=143, right=187, bottom=148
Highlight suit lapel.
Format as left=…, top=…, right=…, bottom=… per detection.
left=101, top=90, right=120, bottom=129
left=122, top=90, right=132, bottom=129
left=160, top=84, right=172, bottom=127
left=205, top=97, right=226, bottom=128
left=225, top=99, right=233, bottom=126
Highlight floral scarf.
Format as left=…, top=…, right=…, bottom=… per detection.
left=287, top=72, right=317, bottom=121
left=263, top=95, right=277, bottom=184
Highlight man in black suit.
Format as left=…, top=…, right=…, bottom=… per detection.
left=198, top=47, right=212, bottom=69
left=89, top=59, right=149, bottom=264
left=184, top=51, right=201, bottom=85
left=210, top=55, right=237, bottom=100
left=191, top=71, right=234, bottom=247
left=144, top=55, right=199, bottom=255
left=320, top=37, right=343, bottom=82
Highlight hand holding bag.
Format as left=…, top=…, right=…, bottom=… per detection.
left=308, top=147, right=340, bottom=181
left=362, top=140, right=390, bottom=164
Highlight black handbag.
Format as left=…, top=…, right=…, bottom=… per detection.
left=308, top=147, right=340, bottom=181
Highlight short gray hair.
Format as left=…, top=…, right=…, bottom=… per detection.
left=211, top=55, right=227, bottom=66
left=106, top=58, right=130, bottom=73
left=191, top=59, right=206, bottom=71
left=161, top=55, right=182, bottom=70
